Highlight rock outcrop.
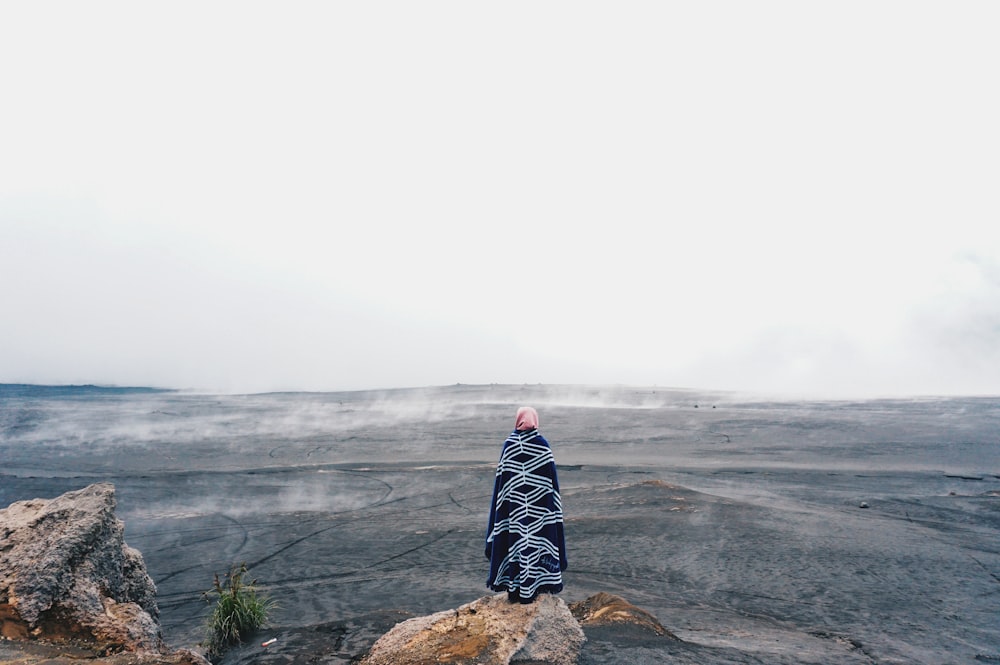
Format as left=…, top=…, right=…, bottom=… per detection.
left=569, top=592, right=678, bottom=639
left=360, top=593, right=586, bottom=665
left=0, top=639, right=210, bottom=665
left=0, top=483, right=162, bottom=653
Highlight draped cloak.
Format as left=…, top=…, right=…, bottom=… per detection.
left=485, top=428, right=567, bottom=601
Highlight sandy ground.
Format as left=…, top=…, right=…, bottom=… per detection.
left=2, top=384, right=999, bottom=664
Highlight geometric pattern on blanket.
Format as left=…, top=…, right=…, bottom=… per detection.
left=485, top=428, right=567, bottom=601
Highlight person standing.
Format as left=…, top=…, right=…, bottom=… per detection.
left=485, top=406, right=567, bottom=603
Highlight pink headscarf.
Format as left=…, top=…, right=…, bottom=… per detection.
left=515, top=406, right=539, bottom=431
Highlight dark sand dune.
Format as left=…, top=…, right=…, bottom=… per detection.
left=2, top=384, right=998, bottom=663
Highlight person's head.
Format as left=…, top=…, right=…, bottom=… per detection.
left=515, top=406, right=539, bottom=431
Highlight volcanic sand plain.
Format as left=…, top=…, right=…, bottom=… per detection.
left=2, top=384, right=999, bottom=664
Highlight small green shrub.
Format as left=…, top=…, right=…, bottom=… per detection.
left=203, top=563, right=274, bottom=660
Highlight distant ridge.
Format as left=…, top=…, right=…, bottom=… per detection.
left=0, top=384, right=172, bottom=398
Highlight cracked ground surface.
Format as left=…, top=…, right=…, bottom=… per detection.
left=2, top=384, right=999, bottom=663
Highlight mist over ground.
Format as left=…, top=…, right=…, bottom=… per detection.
left=2, top=383, right=998, bottom=663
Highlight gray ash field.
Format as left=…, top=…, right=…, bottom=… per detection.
left=2, top=384, right=999, bottom=664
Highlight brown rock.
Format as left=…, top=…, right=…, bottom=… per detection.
left=0, top=639, right=210, bottom=665
left=0, top=483, right=161, bottom=652
left=569, top=592, right=678, bottom=639
left=360, top=593, right=585, bottom=665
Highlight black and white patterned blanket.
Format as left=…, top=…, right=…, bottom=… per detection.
left=485, top=428, right=567, bottom=601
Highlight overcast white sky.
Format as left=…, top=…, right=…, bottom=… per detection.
left=1, top=2, right=998, bottom=397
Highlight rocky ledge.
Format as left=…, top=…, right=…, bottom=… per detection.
left=569, top=591, right=677, bottom=638
left=0, top=483, right=208, bottom=665
left=360, top=593, right=586, bottom=665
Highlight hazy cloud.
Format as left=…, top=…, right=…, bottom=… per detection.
left=1, top=3, right=998, bottom=396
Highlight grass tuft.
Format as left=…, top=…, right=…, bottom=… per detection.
left=202, top=562, right=275, bottom=661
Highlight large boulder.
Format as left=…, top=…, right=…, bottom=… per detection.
left=360, top=593, right=586, bottom=665
left=0, top=483, right=162, bottom=652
